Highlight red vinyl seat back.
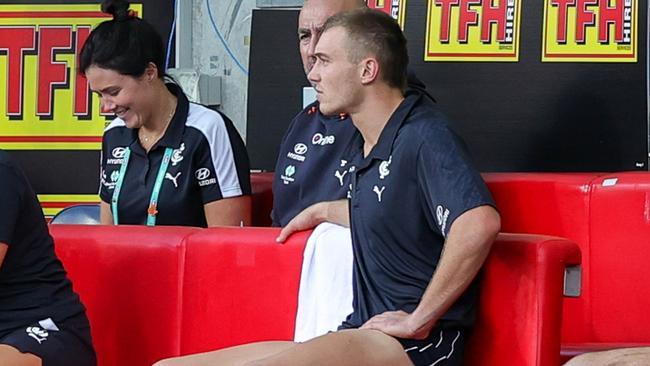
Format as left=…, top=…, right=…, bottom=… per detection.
left=179, top=227, right=310, bottom=355
left=482, top=173, right=601, bottom=343
left=464, top=234, right=581, bottom=366
left=51, top=225, right=199, bottom=366
left=588, top=172, right=650, bottom=342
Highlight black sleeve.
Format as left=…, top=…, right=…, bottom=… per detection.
left=417, top=125, right=495, bottom=238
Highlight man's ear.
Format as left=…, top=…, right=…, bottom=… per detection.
left=359, top=57, right=380, bottom=85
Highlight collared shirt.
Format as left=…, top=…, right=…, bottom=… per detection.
left=340, top=92, right=495, bottom=329
left=99, top=83, right=251, bottom=227
left=271, top=70, right=431, bottom=227
left=0, top=150, right=85, bottom=334
left=271, top=102, right=357, bottom=226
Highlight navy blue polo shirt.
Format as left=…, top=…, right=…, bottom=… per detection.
left=340, top=92, right=495, bottom=329
left=271, top=70, right=431, bottom=227
left=271, top=103, right=358, bottom=226
left=0, top=150, right=86, bottom=334
left=99, top=83, right=251, bottom=227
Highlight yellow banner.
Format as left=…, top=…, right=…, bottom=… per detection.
left=542, top=0, right=637, bottom=62
left=367, top=0, right=408, bottom=28
left=425, top=0, right=522, bottom=62
left=38, top=194, right=99, bottom=219
left=0, top=4, right=142, bottom=150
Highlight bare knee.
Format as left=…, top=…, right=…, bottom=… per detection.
left=152, top=358, right=177, bottom=366
left=564, top=348, right=650, bottom=366
left=0, top=345, right=42, bottom=366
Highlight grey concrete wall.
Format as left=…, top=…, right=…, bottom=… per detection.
left=188, top=0, right=303, bottom=140
left=191, top=0, right=256, bottom=139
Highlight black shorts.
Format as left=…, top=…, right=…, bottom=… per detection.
left=0, top=313, right=96, bottom=366
left=398, top=328, right=466, bottom=366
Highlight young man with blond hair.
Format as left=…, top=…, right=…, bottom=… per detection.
left=156, top=9, right=499, bottom=366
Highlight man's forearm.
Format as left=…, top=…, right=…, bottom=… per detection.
left=408, top=205, right=500, bottom=334
left=325, top=199, right=350, bottom=227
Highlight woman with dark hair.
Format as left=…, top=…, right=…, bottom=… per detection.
left=0, top=150, right=96, bottom=366
left=81, top=0, right=251, bottom=227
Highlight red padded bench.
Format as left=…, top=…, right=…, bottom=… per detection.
left=51, top=225, right=200, bottom=366
left=483, top=173, right=601, bottom=345
left=482, top=172, right=650, bottom=361
left=583, top=173, right=650, bottom=343
left=178, top=230, right=579, bottom=366
left=51, top=225, right=579, bottom=366
left=250, top=171, right=650, bottom=362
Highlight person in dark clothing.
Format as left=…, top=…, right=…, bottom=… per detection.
left=0, top=150, right=96, bottom=366
left=80, top=0, right=251, bottom=227
left=154, top=9, right=500, bottom=366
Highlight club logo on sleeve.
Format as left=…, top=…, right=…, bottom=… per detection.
left=287, top=143, right=308, bottom=162
left=281, top=165, right=296, bottom=185
left=107, top=147, right=126, bottom=165
left=436, top=205, right=451, bottom=236
left=195, top=168, right=217, bottom=187
left=542, top=0, right=637, bottom=62
left=312, top=133, right=336, bottom=146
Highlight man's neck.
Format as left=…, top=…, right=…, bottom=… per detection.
left=350, top=86, right=405, bottom=157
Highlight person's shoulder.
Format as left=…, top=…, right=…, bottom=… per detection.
left=186, top=103, right=228, bottom=129
left=399, top=96, right=465, bottom=153
left=288, top=100, right=319, bottom=126
left=0, top=150, right=17, bottom=169
left=281, top=100, right=321, bottom=140
left=402, top=96, right=450, bottom=136
left=0, top=150, right=25, bottom=184
left=185, top=103, right=237, bottom=149
left=104, top=117, right=127, bottom=133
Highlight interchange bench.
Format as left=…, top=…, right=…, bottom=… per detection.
left=249, top=171, right=650, bottom=361
left=51, top=225, right=579, bottom=366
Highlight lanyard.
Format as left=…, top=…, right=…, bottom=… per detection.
left=111, top=147, right=173, bottom=226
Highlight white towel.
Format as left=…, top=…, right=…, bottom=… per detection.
left=293, top=222, right=354, bottom=342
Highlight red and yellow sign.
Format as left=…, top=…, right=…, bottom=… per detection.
left=0, top=4, right=142, bottom=150
left=366, top=0, right=408, bottom=27
left=542, top=0, right=637, bottom=62
left=425, top=0, right=522, bottom=62
left=38, top=194, right=99, bottom=220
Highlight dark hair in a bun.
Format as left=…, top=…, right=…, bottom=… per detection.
left=79, top=0, right=164, bottom=78
left=101, top=0, right=131, bottom=22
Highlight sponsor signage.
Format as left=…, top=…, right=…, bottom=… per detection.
left=542, top=0, right=638, bottom=62
left=0, top=4, right=142, bottom=150
left=425, top=0, right=522, bottom=62
left=366, top=0, right=407, bottom=27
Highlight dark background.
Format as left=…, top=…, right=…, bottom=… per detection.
left=247, top=3, right=649, bottom=172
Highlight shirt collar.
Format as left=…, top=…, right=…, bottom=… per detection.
left=156, top=83, right=188, bottom=149
left=308, top=101, right=350, bottom=126
left=343, top=92, right=422, bottom=167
